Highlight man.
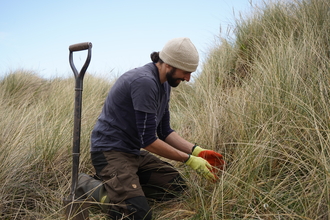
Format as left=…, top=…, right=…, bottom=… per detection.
left=87, top=37, right=224, bottom=219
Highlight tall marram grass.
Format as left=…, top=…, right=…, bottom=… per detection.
left=1, top=0, right=330, bottom=219
left=0, top=72, right=111, bottom=219
left=170, top=0, right=330, bottom=219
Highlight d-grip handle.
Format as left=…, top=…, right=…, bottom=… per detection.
left=69, top=42, right=92, bottom=79
left=69, top=42, right=92, bottom=52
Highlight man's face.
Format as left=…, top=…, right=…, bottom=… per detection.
left=166, top=67, right=192, bottom=87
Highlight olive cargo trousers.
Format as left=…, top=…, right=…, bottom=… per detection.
left=91, top=150, right=186, bottom=220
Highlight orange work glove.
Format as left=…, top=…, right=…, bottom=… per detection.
left=192, top=145, right=225, bottom=175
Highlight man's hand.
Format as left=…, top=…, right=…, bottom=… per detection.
left=185, top=155, right=216, bottom=181
left=192, top=145, right=225, bottom=173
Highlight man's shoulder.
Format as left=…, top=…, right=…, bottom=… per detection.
left=133, top=62, right=157, bottom=77
left=128, top=63, right=159, bottom=84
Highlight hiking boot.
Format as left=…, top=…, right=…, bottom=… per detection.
left=76, top=173, right=110, bottom=212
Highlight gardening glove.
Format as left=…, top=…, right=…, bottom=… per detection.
left=192, top=145, right=225, bottom=173
left=185, top=155, right=216, bottom=181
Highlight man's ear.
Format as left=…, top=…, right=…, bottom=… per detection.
left=165, top=63, right=173, bottom=71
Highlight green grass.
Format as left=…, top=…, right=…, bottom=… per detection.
left=1, top=0, right=330, bottom=219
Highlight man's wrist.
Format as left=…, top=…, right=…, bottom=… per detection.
left=184, top=154, right=191, bottom=163
left=191, top=144, right=197, bottom=153
left=192, top=145, right=204, bottom=156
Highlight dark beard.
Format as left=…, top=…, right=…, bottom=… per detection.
left=166, top=68, right=183, bottom=87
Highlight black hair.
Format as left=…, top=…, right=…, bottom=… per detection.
left=150, top=51, right=164, bottom=63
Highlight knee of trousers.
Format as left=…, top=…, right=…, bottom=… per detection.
left=109, top=196, right=152, bottom=220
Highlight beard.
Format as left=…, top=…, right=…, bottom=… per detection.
left=166, top=68, right=183, bottom=87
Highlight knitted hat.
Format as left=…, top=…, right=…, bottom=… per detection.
left=159, top=37, right=199, bottom=72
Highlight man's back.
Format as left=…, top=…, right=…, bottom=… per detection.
left=90, top=62, right=170, bottom=154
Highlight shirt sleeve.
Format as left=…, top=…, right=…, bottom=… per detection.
left=157, top=108, right=174, bottom=141
left=131, top=77, right=158, bottom=113
left=135, top=110, right=158, bottom=148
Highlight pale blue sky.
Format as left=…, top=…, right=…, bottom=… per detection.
left=0, top=0, right=260, bottom=79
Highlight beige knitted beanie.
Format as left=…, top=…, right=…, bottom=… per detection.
left=159, top=37, right=199, bottom=72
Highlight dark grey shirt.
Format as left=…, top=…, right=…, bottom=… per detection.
left=91, top=63, right=171, bottom=155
